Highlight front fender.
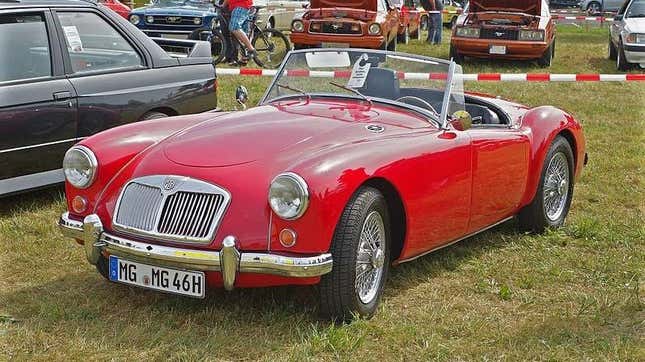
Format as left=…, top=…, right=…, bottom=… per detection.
left=519, top=106, right=585, bottom=207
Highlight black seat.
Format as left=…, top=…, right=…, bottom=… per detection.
left=356, top=68, right=400, bottom=101
left=465, top=104, right=501, bottom=125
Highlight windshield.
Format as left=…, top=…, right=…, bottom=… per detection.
left=261, top=49, right=465, bottom=126
left=153, top=0, right=212, bottom=7
left=626, top=0, right=645, bottom=18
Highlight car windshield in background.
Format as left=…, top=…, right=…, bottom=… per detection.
left=261, top=49, right=465, bottom=124
left=626, top=0, right=645, bottom=18
left=153, top=0, right=212, bottom=7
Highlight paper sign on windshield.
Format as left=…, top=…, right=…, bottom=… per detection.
left=347, top=54, right=371, bottom=89
left=63, top=26, right=83, bottom=52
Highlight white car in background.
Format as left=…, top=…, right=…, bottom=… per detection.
left=609, top=0, right=645, bottom=69
left=580, top=0, right=624, bottom=14
left=255, top=0, right=309, bottom=30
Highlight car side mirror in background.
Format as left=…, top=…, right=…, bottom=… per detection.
left=614, top=15, right=623, bottom=21
left=235, top=85, right=249, bottom=110
left=450, top=110, right=473, bottom=131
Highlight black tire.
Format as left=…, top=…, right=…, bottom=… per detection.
left=319, top=187, right=391, bottom=321
left=96, top=255, right=110, bottom=281
left=141, top=111, right=169, bottom=121
left=387, top=34, right=397, bottom=51
left=209, top=31, right=228, bottom=65
left=586, top=1, right=601, bottom=15
left=617, top=42, right=630, bottom=71
left=398, top=26, right=410, bottom=45
left=450, top=16, right=457, bottom=29
left=608, top=38, right=617, bottom=60
left=420, top=15, right=428, bottom=31
left=251, top=28, right=291, bottom=69
left=537, top=42, right=554, bottom=67
left=411, top=25, right=421, bottom=40
left=518, top=136, right=575, bottom=233
left=449, top=45, right=464, bottom=64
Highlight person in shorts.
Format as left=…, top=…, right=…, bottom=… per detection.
left=222, top=0, right=256, bottom=64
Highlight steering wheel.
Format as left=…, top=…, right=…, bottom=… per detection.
left=395, top=96, right=439, bottom=116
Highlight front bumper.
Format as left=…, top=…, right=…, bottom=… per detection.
left=624, top=44, right=645, bottom=66
left=451, top=37, right=549, bottom=59
left=58, top=212, right=333, bottom=290
left=289, top=32, right=385, bottom=48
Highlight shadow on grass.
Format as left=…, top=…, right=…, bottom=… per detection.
left=0, top=186, right=64, bottom=218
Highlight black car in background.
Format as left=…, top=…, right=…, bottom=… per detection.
left=0, top=0, right=218, bottom=196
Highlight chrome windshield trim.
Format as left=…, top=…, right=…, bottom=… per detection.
left=440, top=60, right=456, bottom=130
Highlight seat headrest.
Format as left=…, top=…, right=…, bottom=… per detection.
left=356, top=68, right=400, bottom=101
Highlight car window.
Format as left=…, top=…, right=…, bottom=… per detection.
left=56, top=12, right=143, bottom=74
left=0, top=13, right=52, bottom=83
left=626, top=0, right=645, bottom=18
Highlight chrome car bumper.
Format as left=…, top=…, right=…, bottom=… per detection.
left=58, top=212, right=333, bottom=290
left=624, top=44, right=645, bottom=66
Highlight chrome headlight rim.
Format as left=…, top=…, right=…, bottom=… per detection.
left=129, top=14, right=141, bottom=25
left=292, top=20, right=305, bottom=32
left=63, top=145, right=98, bottom=190
left=146, top=15, right=155, bottom=23
left=193, top=17, right=202, bottom=25
left=368, top=23, right=381, bottom=35
left=268, top=172, right=309, bottom=220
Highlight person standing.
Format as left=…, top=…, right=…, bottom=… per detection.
left=222, top=0, right=257, bottom=64
left=419, top=0, right=436, bottom=43
left=430, top=0, right=443, bottom=44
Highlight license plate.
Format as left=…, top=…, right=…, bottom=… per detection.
left=161, top=33, right=188, bottom=39
left=489, top=45, right=507, bottom=55
left=109, top=256, right=205, bottom=298
left=322, top=42, right=350, bottom=48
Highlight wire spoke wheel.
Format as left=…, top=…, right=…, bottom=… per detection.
left=355, top=211, right=386, bottom=304
left=543, top=152, right=570, bottom=222
left=252, top=28, right=290, bottom=69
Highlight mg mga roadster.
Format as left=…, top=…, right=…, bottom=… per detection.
left=59, top=49, right=586, bottom=320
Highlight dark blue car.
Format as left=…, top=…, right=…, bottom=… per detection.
left=129, top=0, right=219, bottom=41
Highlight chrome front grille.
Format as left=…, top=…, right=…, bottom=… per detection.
left=113, top=175, right=231, bottom=243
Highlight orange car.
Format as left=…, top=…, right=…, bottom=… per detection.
left=450, top=0, right=556, bottom=67
left=397, top=1, right=422, bottom=44
left=290, top=0, right=400, bottom=51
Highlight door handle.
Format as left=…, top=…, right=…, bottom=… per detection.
left=53, top=91, right=72, bottom=101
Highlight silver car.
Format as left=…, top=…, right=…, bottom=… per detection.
left=580, top=0, right=624, bottom=14
left=609, top=0, right=645, bottom=69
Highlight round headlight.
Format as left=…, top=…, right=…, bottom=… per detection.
left=193, top=17, right=202, bottom=25
left=146, top=15, right=154, bottom=23
left=368, top=23, right=381, bottom=35
left=129, top=14, right=140, bottom=25
left=63, top=146, right=98, bottom=189
left=269, top=172, right=309, bottom=220
left=292, top=20, right=304, bottom=32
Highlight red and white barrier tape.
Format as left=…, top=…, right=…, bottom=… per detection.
left=217, top=68, right=645, bottom=82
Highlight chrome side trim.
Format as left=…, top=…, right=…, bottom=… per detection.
left=0, top=137, right=84, bottom=154
left=0, top=169, right=64, bottom=195
left=58, top=213, right=334, bottom=287
left=394, top=216, right=514, bottom=265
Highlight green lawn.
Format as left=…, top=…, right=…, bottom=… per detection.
left=1, top=26, right=643, bottom=361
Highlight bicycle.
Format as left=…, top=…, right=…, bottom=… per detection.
left=196, top=5, right=291, bottom=69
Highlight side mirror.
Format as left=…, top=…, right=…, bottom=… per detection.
left=235, top=85, right=248, bottom=110
left=450, top=110, right=472, bottom=131
left=614, top=14, right=623, bottom=21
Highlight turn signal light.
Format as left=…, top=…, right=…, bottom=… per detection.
left=279, top=229, right=297, bottom=248
left=72, top=196, right=88, bottom=214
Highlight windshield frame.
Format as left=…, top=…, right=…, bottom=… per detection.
left=259, top=48, right=459, bottom=129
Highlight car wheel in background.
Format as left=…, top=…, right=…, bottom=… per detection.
left=449, top=45, right=464, bottom=64
left=586, top=1, right=601, bottom=15
left=252, top=28, right=291, bottom=69
left=387, top=34, right=397, bottom=51
left=450, top=16, right=457, bottom=29
left=518, top=135, right=574, bottom=233
left=319, top=187, right=391, bottom=321
left=96, top=256, right=110, bottom=281
left=399, top=26, right=410, bottom=45
left=411, top=25, right=421, bottom=40
left=608, top=38, right=617, bottom=60
left=141, top=111, right=169, bottom=121
left=420, top=15, right=428, bottom=31
left=617, top=42, right=630, bottom=71
left=538, top=42, right=554, bottom=67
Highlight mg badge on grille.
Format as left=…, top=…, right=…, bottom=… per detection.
left=163, top=178, right=177, bottom=191
left=495, top=32, right=505, bottom=37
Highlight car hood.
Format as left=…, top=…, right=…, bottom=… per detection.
left=306, top=7, right=378, bottom=21
left=133, top=5, right=214, bottom=16
left=310, top=0, right=378, bottom=12
left=162, top=101, right=427, bottom=168
left=624, top=18, right=645, bottom=33
left=469, top=0, right=543, bottom=15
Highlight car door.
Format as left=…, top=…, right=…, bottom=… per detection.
left=611, top=1, right=630, bottom=46
left=606, top=0, right=625, bottom=12
left=466, top=125, right=531, bottom=233
left=51, top=8, right=150, bottom=139
left=0, top=9, right=78, bottom=194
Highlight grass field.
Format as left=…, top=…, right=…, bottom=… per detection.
left=1, top=26, right=644, bottom=361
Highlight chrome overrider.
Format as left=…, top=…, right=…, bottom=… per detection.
left=58, top=212, right=333, bottom=291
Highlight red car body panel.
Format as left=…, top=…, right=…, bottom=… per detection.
left=99, top=0, right=131, bottom=19
left=398, top=5, right=421, bottom=37
left=64, top=93, right=585, bottom=288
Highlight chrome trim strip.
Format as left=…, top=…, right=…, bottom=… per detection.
left=394, top=216, right=514, bottom=265
left=0, top=137, right=84, bottom=154
left=58, top=213, right=334, bottom=285
left=0, top=169, right=64, bottom=195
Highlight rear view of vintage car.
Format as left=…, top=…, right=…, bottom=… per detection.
left=290, top=0, right=399, bottom=50
left=451, top=0, right=556, bottom=66
left=59, top=49, right=586, bottom=320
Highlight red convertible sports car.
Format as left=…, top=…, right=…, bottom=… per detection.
left=59, top=49, right=586, bottom=320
